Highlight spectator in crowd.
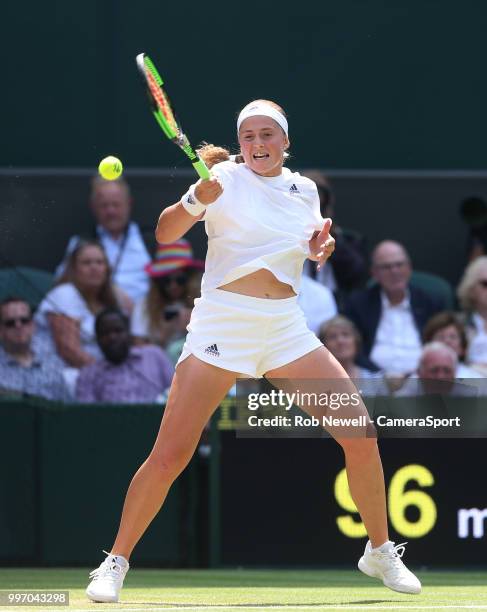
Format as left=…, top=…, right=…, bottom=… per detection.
left=319, top=315, right=382, bottom=378
left=0, top=297, right=69, bottom=401
left=457, top=256, right=487, bottom=374
left=36, top=240, right=129, bottom=371
left=422, top=311, right=483, bottom=378
left=345, top=240, right=444, bottom=376
left=165, top=268, right=204, bottom=366
left=298, top=274, right=337, bottom=335
left=301, top=171, right=368, bottom=309
left=131, top=239, right=204, bottom=348
left=396, top=342, right=475, bottom=397
left=318, top=315, right=386, bottom=396
left=55, top=177, right=151, bottom=302
left=76, top=308, right=174, bottom=403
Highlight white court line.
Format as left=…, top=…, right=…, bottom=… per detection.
left=66, top=605, right=487, bottom=611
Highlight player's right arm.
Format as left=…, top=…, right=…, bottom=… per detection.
left=155, top=177, right=223, bottom=243
left=155, top=202, right=203, bottom=243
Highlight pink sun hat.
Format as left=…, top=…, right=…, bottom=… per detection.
left=145, top=239, right=204, bottom=278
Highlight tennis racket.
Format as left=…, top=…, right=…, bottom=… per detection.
left=136, top=53, right=210, bottom=180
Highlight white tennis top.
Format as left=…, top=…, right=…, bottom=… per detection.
left=200, top=161, right=324, bottom=294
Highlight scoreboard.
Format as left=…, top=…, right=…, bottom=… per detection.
left=211, top=429, right=486, bottom=567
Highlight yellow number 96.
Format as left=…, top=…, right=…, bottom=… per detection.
left=334, top=464, right=437, bottom=538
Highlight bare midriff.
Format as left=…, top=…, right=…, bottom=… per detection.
left=218, top=268, right=296, bottom=299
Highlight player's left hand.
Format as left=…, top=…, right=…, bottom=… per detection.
left=308, top=218, right=335, bottom=271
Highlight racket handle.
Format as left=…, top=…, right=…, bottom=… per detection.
left=192, top=159, right=211, bottom=180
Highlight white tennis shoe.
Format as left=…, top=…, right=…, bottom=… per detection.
left=86, top=550, right=129, bottom=603
left=358, top=540, right=421, bottom=594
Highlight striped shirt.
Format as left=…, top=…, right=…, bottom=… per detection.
left=0, top=345, right=70, bottom=402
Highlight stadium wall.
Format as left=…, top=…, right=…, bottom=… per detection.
left=3, top=2, right=487, bottom=169
left=2, top=397, right=485, bottom=567
left=0, top=398, right=201, bottom=567
left=1, top=170, right=487, bottom=288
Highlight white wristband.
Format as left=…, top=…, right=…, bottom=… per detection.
left=180, top=185, right=207, bottom=216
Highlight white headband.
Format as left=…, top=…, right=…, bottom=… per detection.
left=237, top=103, right=288, bottom=136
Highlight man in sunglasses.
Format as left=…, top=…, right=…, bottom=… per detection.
left=0, top=297, right=69, bottom=401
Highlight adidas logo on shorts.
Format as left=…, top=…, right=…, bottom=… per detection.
left=204, top=343, right=220, bottom=357
left=289, top=183, right=300, bottom=194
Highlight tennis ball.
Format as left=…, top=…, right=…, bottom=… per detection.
left=98, top=156, right=123, bottom=180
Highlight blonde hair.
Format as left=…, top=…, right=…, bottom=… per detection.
left=457, top=256, right=487, bottom=311
left=318, top=315, right=362, bottom=352
left=56, top=240, right=118, bottom=309
left=197, top=143, right=231, bottom=168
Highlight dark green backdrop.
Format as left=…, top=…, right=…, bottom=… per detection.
left=0, top=397, right=202, bottom=566
left=5, top=1, right=487, bottom=169
left=2, top=396, right=485, bottom=567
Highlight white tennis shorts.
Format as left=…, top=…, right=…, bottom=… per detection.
left=177, top=288, right=322, bottom=378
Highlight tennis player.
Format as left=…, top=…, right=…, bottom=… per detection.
left=86, top=100, right=421, bottom=602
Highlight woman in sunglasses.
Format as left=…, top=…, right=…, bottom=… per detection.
left=130, top=240, right=204, bottom=348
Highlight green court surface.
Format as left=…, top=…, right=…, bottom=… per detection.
left=0, top=568, right=486, bottom=612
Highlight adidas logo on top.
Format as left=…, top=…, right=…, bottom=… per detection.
left=204, top=343, right=220, bottom=357
left=289, top=183, right=300, bottom=194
